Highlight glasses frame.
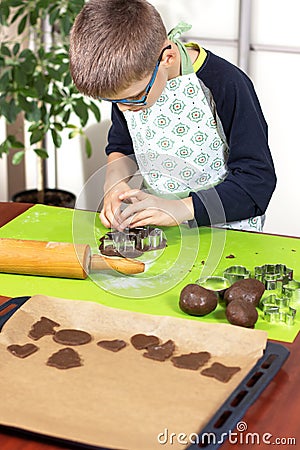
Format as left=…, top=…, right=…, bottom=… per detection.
left=101, top=44, right=172, bottom=106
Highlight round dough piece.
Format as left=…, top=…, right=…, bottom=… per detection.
left=53, top=329, right=92, bottom=346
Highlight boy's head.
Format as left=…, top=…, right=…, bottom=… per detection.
left=69, top=0, right=167, bottom=100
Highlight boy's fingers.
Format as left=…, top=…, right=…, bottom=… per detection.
left=119, top=209, right=154, bottom=230
left=119, top=189, right=146, bottom=201
left=99, top=209, right=111, bottom=228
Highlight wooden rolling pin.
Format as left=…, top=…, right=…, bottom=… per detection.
left=0, top=238, right=145, bottom=279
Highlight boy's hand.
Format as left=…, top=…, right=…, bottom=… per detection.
left=100, top=181, right=132, bottom=228
left=117, top=189, right=194, bottom=229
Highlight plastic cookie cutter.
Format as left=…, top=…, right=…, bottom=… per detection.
left=254, top=264, right=293, bottom=293
left=259, top=294, right=297, bottom=325
left=282, top=279, right=300, bottom=305
left=223, top=265, right=251, bottom=284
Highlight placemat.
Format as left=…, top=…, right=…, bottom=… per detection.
left=0, top=204, right=299, bottom=342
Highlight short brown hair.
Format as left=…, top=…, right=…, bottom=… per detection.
left=69, top=0, right=167, bottom=98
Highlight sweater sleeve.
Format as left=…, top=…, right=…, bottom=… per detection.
left=105, top=104, right=134, bottom=156
left=191, top=51, right=276, bottom=226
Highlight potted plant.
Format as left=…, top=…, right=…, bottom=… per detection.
left=0, top=0, right=101, bottom=207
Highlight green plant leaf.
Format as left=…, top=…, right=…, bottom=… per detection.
left=11, top=6, right=26, bottom=24
left=0, top=4, right=10, bottom=25
left=0, top=71, right=11, bottom=92
left=34, top=73, right=47, bottom=97
left=68, top=129, right=80, bottom=139
left=20, top=87, right=38, bottom=98
left=51, top=128, right=62, bottom=147
left=84, top=136, right=92, bottom=158
left=34, top=148, right=49, bottom=159
left=62, top=109, right=71, bottom=123
left=17, top=94, right=34, bottom=112
left=0, top=140, right=10, bottom=157
left=13, top=66, right=27, bottom=87
left=7, top=135, right=24, bottom=148
left=30, top=128, right=45, bottom=145
left=89, top=101, right=101, bottom=122
left=17, top=14, right=27, bottom=34
left=7, top=0, right=24, bottom=6
left=47, top=67, right=62, bottom=81
left=4, top=98, right=20, bottom=123
left=73, top=98, right=88, bottom=126
left=25, top=103, right=41, bottom=122
left=21, top=52, right=37, bottom=74
left=53, top=122, right=63, bottom=131
left=13, top=43, right=20, bottom=56
left=12, top=150, right=25, bottom=165
left=29, top=8, right=38, bottom=25
left=28, top=123, right=40, bottom=132
left=49, top=7, right=59, bottom=25
left=61, top=15, right=71, bottom=35
left=0, top=44, right=11, bottom=57
left=63, top=71, right=72, bottom=87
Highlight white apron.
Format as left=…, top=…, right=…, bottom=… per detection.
left=124, top=23, right=263, bottom=231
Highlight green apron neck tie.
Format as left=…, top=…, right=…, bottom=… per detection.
left=168, top=22, right=194, bottom=75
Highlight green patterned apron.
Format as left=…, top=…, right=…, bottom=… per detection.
left=123, top=23, right=263, bottom=231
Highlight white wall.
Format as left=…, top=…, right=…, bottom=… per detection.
left=250, top=0, right=300, bottom=236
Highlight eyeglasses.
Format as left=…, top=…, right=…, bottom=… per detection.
left=101, top=45, right=171, bottom=106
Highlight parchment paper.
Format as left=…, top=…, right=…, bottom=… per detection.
left=0, top=295, right=267, bottom=449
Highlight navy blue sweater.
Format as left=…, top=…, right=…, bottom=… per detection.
left=105, top=50, right=276, bottom=226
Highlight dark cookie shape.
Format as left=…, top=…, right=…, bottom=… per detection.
left=201, top=362, right=241, bottom=383
left=179, top=284, right=218, bottom=316
left=226, top=299, right=258, bottom=328
left=53, top=329, right=92, bottom=346
left=224, top=278, right=265, bottom=307
left=171, top=351, right=211, bottom=370
left=47, top=347, right=82, bottom=369
left=7, top=343, right=38, bottom=358
left=28, top=317, right=60, bottom=340
left=130, top=333, right=160, bottom=350
left=97, top=339, right=127, bottom=352
left=143, top=340, right=175, bottom=362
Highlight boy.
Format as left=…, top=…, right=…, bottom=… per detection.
left=69, top=0, right=276, bottom=232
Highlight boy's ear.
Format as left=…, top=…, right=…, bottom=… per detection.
left=161, top=46, right=178, bottom=68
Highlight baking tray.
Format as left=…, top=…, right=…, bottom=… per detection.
left=0, top=297, right=290, bottom=450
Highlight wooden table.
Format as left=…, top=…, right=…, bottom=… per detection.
left=0, top=201, right=299, bottom=449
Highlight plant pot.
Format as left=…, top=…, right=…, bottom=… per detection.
left=12, top=188, right=76, bottom=209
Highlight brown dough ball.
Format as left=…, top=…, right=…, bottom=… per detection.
left=179, top=284, right=218, bottom=316
left=224, top=278, right=265, bottom=307
left=225, top=299, right=258, bottom=328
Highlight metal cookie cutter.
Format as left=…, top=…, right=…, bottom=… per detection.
left=282, top=279, right=300, bottom=305
left=254, top=264, right=293, bottom=293
left=260, top=294, right=297, bottom=325
left=99, top=226, right=166, bottom=257
left=223, top=265, right=251, bottom=284
left=196, top=276, right=231, bottom=299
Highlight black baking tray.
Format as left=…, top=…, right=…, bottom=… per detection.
left=0, top=297, right=290, bottom=449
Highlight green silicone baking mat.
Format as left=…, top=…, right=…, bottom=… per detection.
left=0, top=204, right=299, bottom=342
